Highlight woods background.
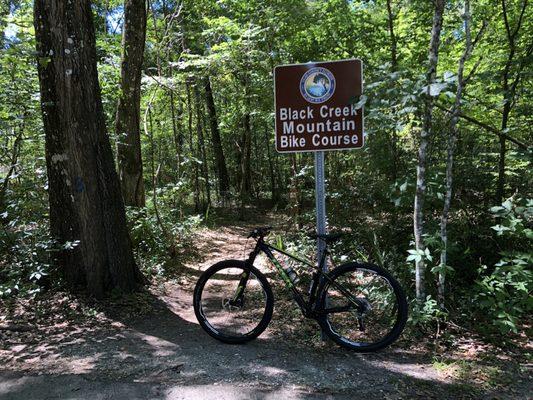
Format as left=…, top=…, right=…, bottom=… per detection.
left=0, top=0, right=531, bottom=339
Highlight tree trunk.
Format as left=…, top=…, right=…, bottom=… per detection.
left=251, top=128, right=260, bottom=199
left=386, top=0, right=400, bottom=180
left=169, top=89, right=182, bottom=175
left=185, top=81, right=200, bottom=211
left=194, top=84, right=211, bottom=209
left=115, top=0, right=147, bottom=207
left=263, top=126, right=279, bottom=204
left=289, top=154, right=302, bottom=227
left=386, top=0, right=398, bottom=70
left=497, top=0, right=529, bottom=204
left=496, top=133, right=506, bottom=204
left=34, top=0, right=143, bottom=297
left=439, top=0, right=475, bottom=308
left=240, top=113, right=252, bottom=202
left=0, top=123, right=24, bottom=216
left=0, top=2, right=10, bottom=49
left=204, top=77, right=229, bottom=200
left=413, top=0, right=445, bottom=302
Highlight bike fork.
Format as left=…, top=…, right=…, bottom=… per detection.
left=232, top=246, right=260, bottom=301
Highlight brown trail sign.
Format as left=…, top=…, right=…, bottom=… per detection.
left=274, top=59, right=363, bottom=153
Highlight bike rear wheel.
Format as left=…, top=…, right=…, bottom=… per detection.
left=317, top=262, right=407, bottom=352
left=193, top=260, right=274, bottom=344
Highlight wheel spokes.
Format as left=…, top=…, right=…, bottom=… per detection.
left=325, top=269, right=399, bottom=346
left=200, top=268, right=268, bottom=337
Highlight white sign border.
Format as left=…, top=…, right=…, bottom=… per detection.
left=273, top=58, right=365, bottom=154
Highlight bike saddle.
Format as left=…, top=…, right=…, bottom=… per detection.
left=308, top=232, right=343, bottom=244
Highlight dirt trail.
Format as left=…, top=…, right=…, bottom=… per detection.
left=0, top=218, right=530, bottom=399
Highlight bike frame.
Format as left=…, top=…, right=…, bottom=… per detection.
left=237, top=236, right=364, bottom=319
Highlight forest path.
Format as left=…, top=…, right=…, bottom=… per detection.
left=0, top=210, right=529, bottom=399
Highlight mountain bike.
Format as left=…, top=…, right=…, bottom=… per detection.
left=193, top=226, right=408, bottom=352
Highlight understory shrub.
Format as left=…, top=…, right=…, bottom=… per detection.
left=473, top=197, right=532, bottom=333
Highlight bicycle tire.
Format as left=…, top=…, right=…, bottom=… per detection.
left=193, top=260, right=274, bottom=344
left=317, top=262, right=408, bottom=352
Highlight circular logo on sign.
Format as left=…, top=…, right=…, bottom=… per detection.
left=299, top=67, right=336, bottom=103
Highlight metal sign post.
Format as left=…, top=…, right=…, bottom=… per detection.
left=314, top=150, right=328, bottom=340
left=314, top=151, right=327, bottom=260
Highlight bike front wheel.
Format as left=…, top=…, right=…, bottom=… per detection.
left=317, top=262, right=408, bottom=352
left=193, top=260, right=274, bottom=344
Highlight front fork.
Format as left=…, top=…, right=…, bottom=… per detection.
left=231, top=272, right=250, bottom=304
left=230, top=246, right=260, bottom=304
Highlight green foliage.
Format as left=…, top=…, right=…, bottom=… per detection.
left=128, top=202, right=203, bottom=278
left=409, top=296, right=448, bottom=327
left=489, top=197, right=533, bottom=239
left=407, top=247, right=433, bottom=264
left=0, top=222, right=55, bottom=298
left=0, top=0, right=531, bottom=349
left=473, top=197, right=533, bottom=334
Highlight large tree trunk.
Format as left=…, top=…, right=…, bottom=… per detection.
left=413, top=0, right=445, bottom=302
left=115, top=0, right=147, bottom=207
left=34, top=0, right=143, bottom=297
left=204, top=77, right=230, bottom=200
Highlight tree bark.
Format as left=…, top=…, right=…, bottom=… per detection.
left=169, top=88, right=183, bottom=176
left=240, top=112, right=252, bottom=203
left=185, top=80, right=200, bottom=211
left=413, top=0, right=445, bottom=302
left=438, top=0, right=476, bottom=308
left=194, top=84, right=211, bottom=209
left=34, top=0, right=143, bottom=297
left=263, top=126, right=279, bottom=204
left=0, top=122, right=25, bottom=216
left=497, top=0, right=529, bottom=204
left=204, top=77, right=230, bottom=200
left=115, top=0, right=147, bottom=207
left=289, top=154, right=302, bottom=227
left=0, top=1, right=10, bottom=49
left=496, top=132, right=507, bottom=204
left=386, top=0, right=398, bottom=70
left=386, top=0, right=400, bottom=179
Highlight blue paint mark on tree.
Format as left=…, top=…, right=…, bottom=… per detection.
left=75, top=177, right=85, bottom=193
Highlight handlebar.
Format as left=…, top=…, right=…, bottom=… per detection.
left=247, top=226, right=272, bottom=239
